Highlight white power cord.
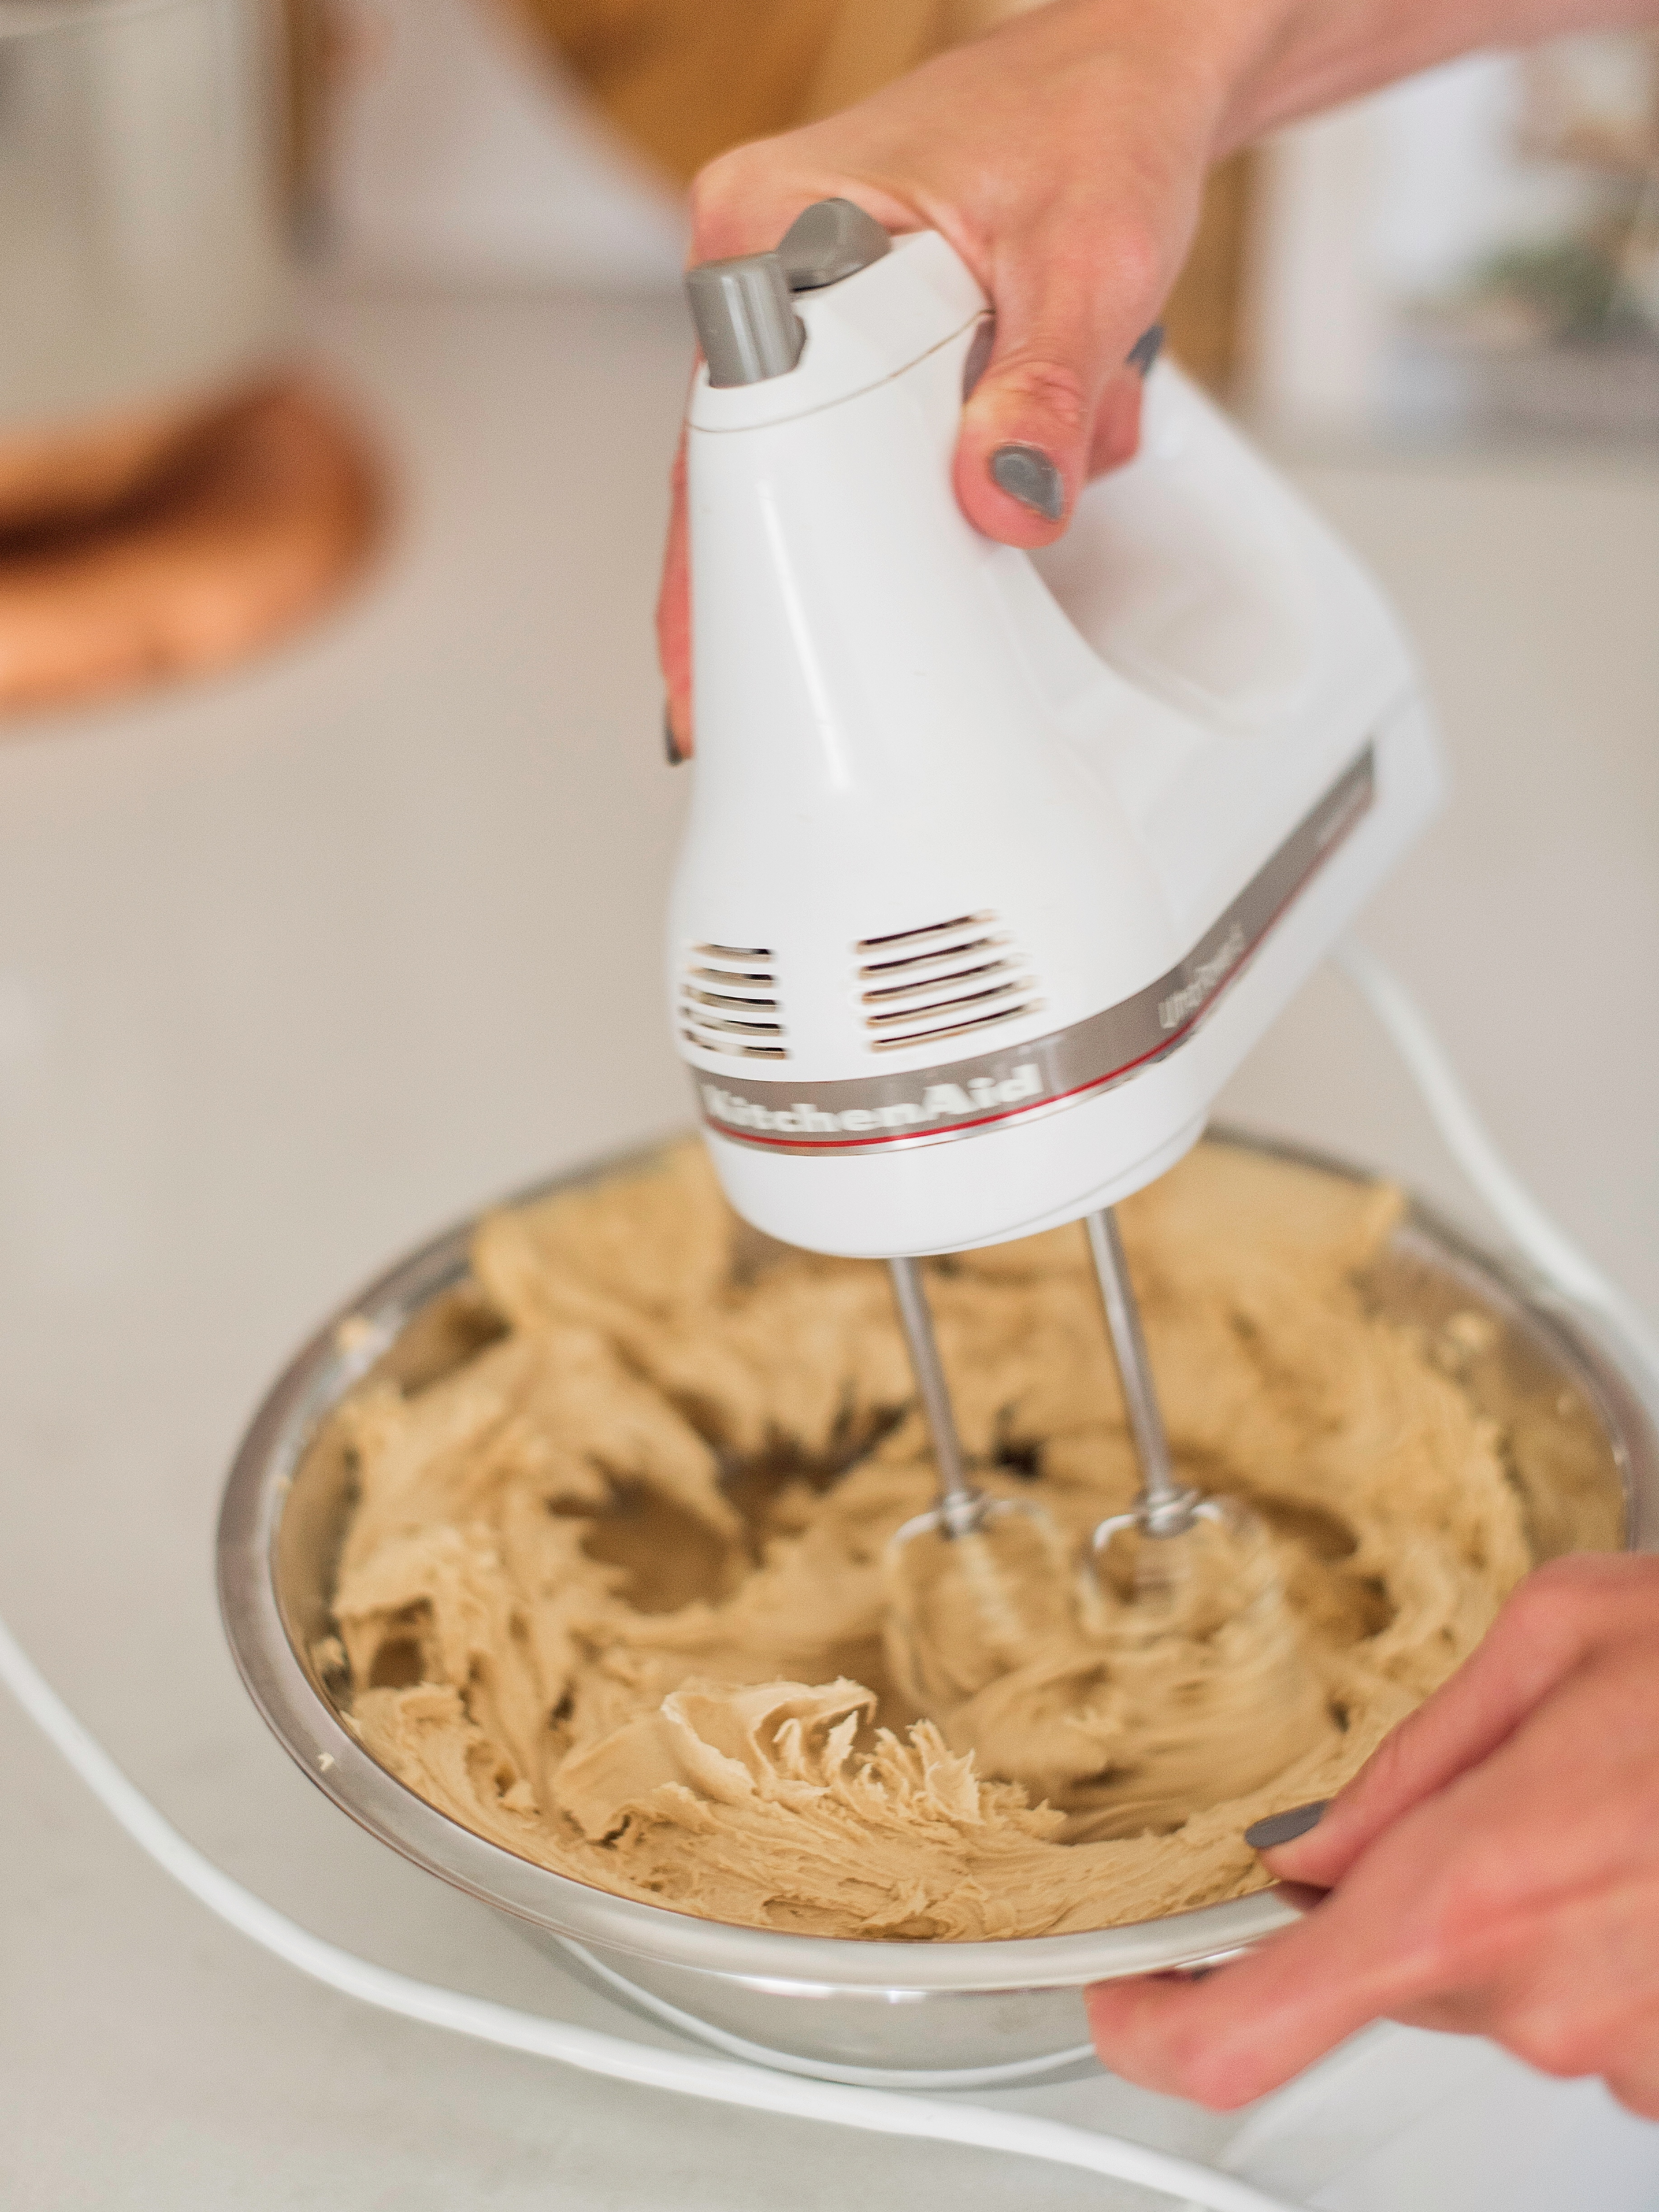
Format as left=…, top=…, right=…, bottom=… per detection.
left=1332, top=940, right=1659, bottom=1393
left=0, top=1602, right=1293, bottom=2212
left=1, top=944, right=1651, bottom=2212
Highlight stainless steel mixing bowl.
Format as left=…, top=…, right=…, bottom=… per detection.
left=218, top=1132, right=1659, bottom=2084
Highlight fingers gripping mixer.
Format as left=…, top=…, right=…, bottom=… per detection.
left=672, top=202, right=1443, bottom=1695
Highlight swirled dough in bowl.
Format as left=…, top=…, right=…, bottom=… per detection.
left=327, top=1139, right=1537, bottom=1940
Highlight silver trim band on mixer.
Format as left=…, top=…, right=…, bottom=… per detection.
left=695, top=744, right=1376, bottom=1156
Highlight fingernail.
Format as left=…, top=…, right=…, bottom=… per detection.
left=1244, top=1800, right=1328, bottom=1851
left=990, top=443, right=1064, bottom=523
left=1126, top=323, right=1164, bottom=377
left=664, top=706, right=685, bottom=766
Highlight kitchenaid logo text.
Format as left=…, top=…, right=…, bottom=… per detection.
left=701, top=1063, right=1044, bottom=1137
left=693, top=743, right=1378, bottom=1155
left=1157, top=922, right=1246, bottom=1032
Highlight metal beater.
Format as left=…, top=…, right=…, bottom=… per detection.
left=883, top=1205, right=1244, bottom=1719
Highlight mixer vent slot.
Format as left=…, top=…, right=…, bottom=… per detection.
left=855, top=912, right=1042, bottom=1052
left=679, top=942, right=789, bottom=1059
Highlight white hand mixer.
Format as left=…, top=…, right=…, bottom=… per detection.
left=673, top=199, right=1443, bottom=1711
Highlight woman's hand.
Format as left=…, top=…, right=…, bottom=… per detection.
left=658, top=0, right=1279, bottom=753
left=656, top=0, right=1618, bottom=752
left=1085, top=1552, right=1659, bottom=2117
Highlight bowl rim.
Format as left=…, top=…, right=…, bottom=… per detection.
left=216, top=1127, right=1659, bottom=1993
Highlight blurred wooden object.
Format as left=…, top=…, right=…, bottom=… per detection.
left=0, top=382, right=383, bottom=717
left=1164, top=151, right=1257, bottom=393
left=504, top=1, right=1008, bottom=183
left=504, top=0, right=1255, bottom=390
left=0, top=402, right=219, bottom=542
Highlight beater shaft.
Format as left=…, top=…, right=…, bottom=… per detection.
left=1084, top=1208, right=1201, bottom=1538
left=888, top=1257, right=982, bottom=1537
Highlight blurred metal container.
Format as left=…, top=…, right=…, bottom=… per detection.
left=0, top=0, right=296, bottom=530
left=217, top=1134, right=1659, bottom=2087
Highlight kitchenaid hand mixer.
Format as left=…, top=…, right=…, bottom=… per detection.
left=671, top=200, right=1442, bottom=1717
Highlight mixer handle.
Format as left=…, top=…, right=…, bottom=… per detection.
left=685, top=197, right=1325, bottom=735
left=686, top=201, right=892, bottom=388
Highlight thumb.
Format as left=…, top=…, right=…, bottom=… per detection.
left=955, top=218, right=1164, bottom=547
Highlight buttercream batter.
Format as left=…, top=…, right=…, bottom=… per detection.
left=326, top=1139, right=1540, bottom=1940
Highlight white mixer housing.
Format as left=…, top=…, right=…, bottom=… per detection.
left=671, top=230, right=1443, bottom=1257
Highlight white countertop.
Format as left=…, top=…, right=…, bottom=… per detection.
left=1, top=283, right=1654, bottom=2211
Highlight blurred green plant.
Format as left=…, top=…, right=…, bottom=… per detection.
left=1480, top=237, right=1621, bottom=336
left=1472, top=202, right=1656, bottom=342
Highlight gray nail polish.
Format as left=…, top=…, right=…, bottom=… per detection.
left=1244, top=1799, right=1328, bottom=1851
left=1126, top=323, right=1164, bottom=377
left=990, top=443, right=1064, bottom=522
left=664, top=707, right=685, bottom=766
